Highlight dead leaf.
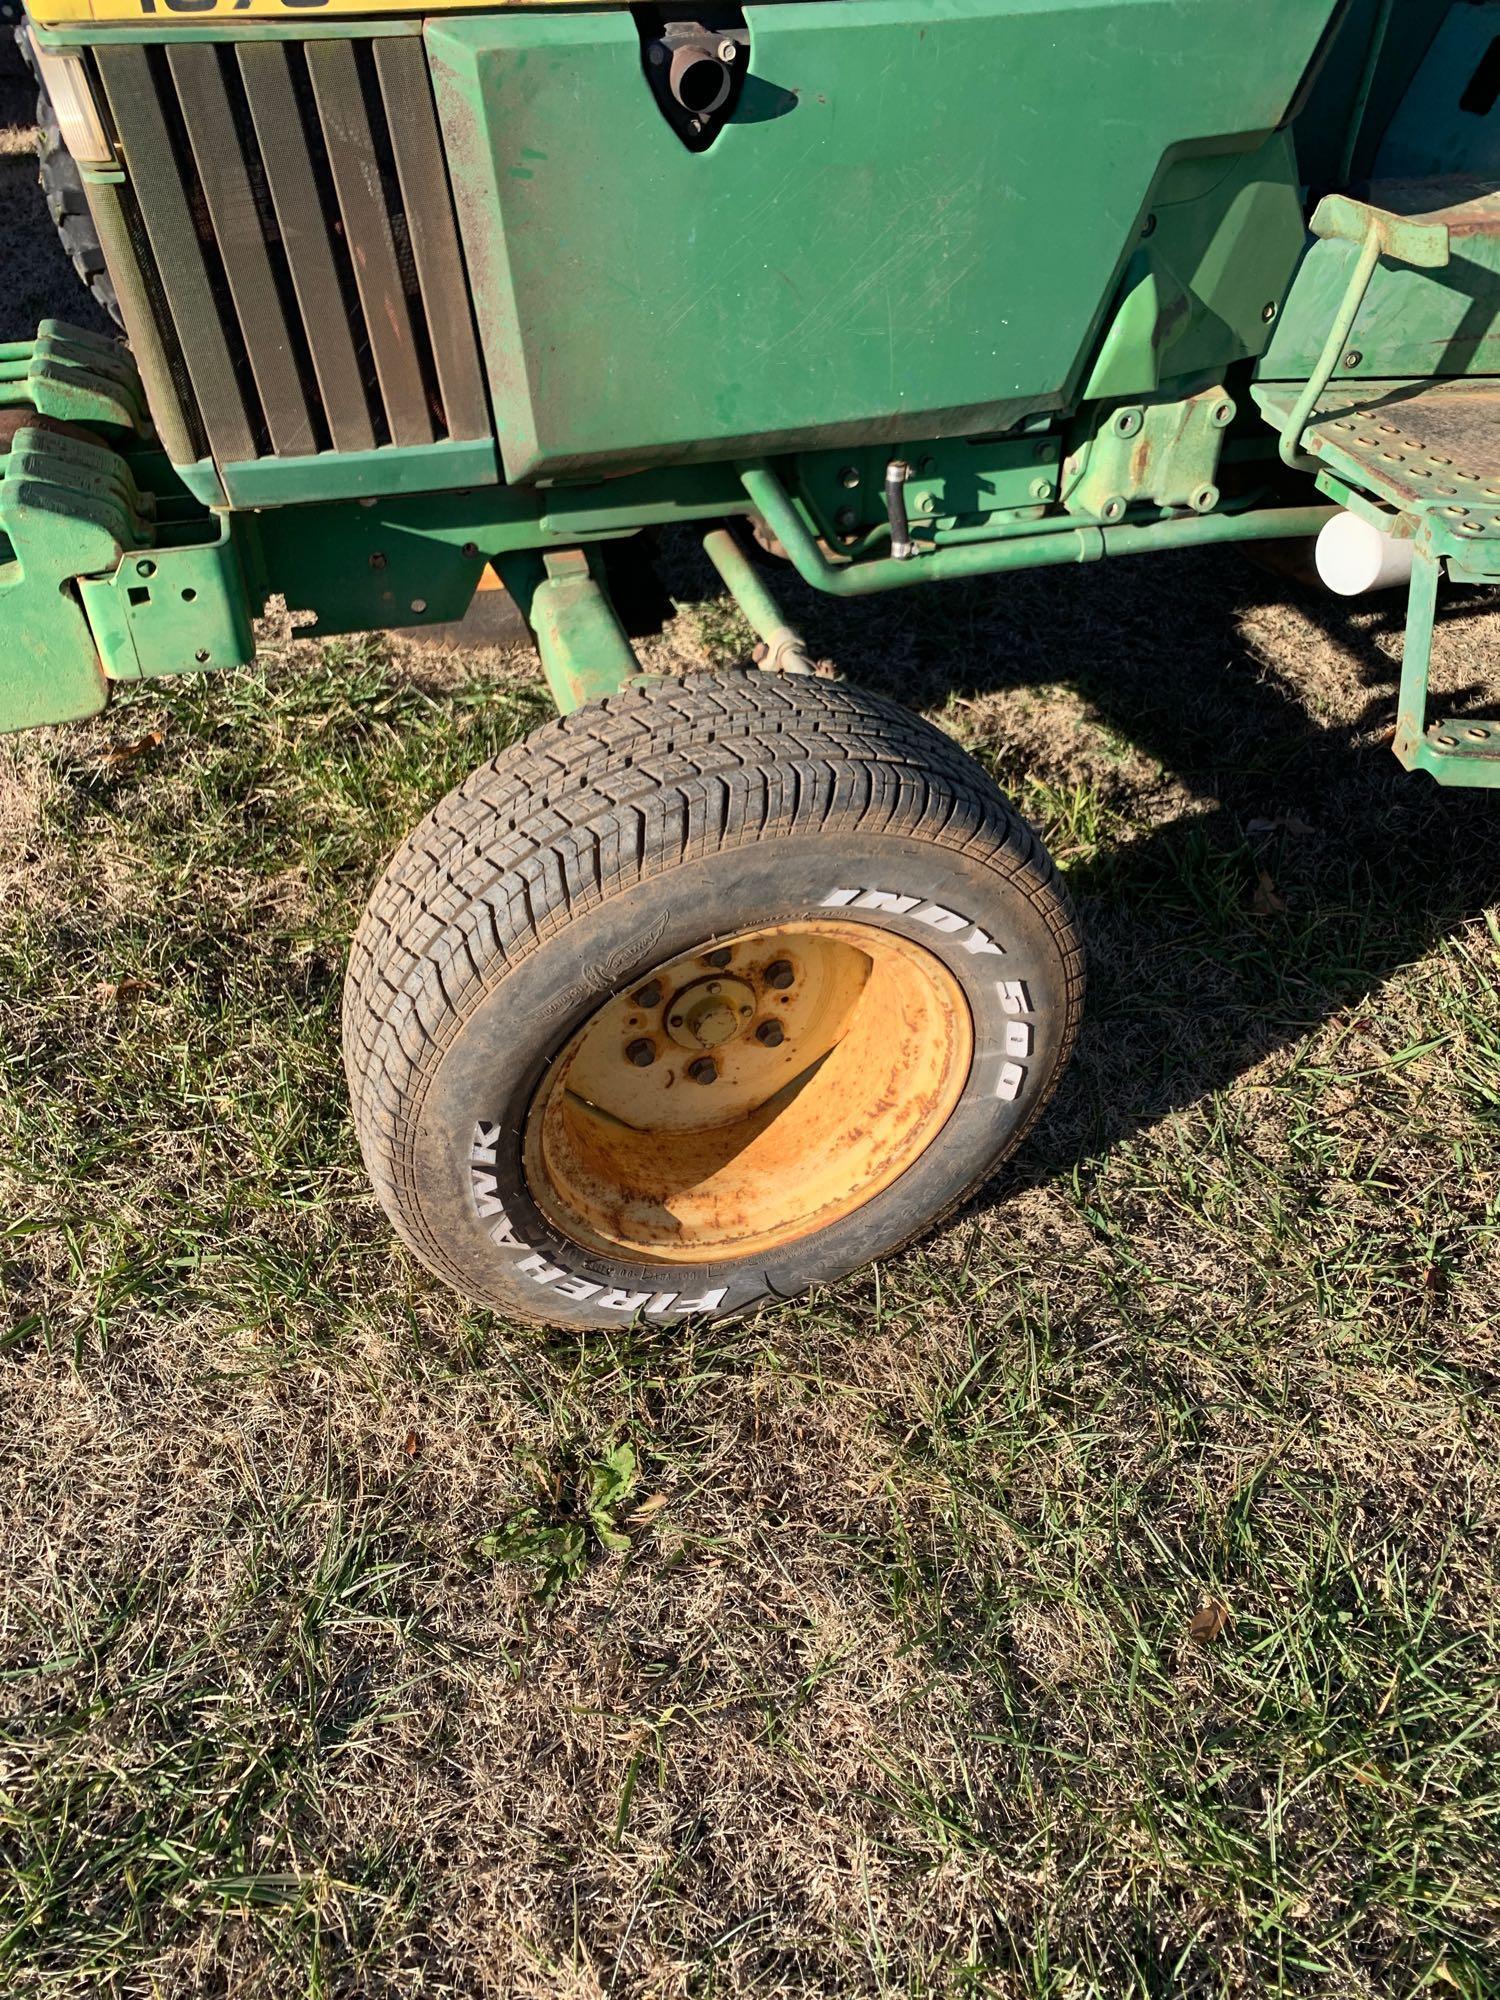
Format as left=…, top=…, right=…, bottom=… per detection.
left=95, top=976, right=155, bottom=1007
left=1188, top=1599, right=1230, bottom=1645
left=1422, top=1265, right=1449, bottom=1296
left=403, top=1429, right=420, bottom=1458
left=625, top=1492, right=669, bottom=1530
left=99, top=730, right=163, bottom=767
left=1252, top=869, right=1288, bottom=915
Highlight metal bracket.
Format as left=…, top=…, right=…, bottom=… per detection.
left=80, top=530, right=256, bottom=686
left=1065, top=387, right=1235, bottom=522
left=0, top=408, right=259, bottom=729
left=493, top=546, right=641, bottom=714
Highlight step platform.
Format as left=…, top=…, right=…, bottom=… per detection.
left=1255, top=372, right=1500, bottom=788
left=1254, top=176, right=1500, bottom=786
left=1255, top=375, right=1500, bottom=571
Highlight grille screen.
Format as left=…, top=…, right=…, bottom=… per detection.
left=94, top=36, right=491, bottom=466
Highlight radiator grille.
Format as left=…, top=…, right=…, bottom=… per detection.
left=94, top=37, right=491, bottom=466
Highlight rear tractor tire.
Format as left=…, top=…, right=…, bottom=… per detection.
left=17, top=29, right=122, bottom=328
left=344, top=671, right=1084, bottom=1329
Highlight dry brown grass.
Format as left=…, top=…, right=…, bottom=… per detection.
left=2, top=541, right=1497, bottom=1999
left=2, top=37, right=1499, bottom=1999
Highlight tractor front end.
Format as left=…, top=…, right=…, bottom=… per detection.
left=4, top=0, right=1498, bottom=1326
left=7, top=0, right=1358, bottom=732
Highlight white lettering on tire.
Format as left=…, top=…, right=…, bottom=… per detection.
left=821, top=886, right=1004, bottom=957
left=821, top=886, right=1038, bottom=1101
left=467, top=1143, right=726, bottom=1315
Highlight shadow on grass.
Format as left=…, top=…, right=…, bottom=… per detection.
left=697, top=534, right=1500, bottom=1181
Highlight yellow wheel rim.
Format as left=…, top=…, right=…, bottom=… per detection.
left=523, top=921, right=973, bottom=1263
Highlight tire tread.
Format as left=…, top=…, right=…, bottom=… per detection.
left=344, top=671, right=1084, bottom=1311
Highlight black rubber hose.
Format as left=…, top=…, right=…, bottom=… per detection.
left=885, top=459, right=915, bottom=561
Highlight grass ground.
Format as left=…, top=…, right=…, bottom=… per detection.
left=2, top=39, right=1499, bottom=2000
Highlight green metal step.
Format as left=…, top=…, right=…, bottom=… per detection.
left=1253, top=377, right=1500, bottom=568
left=1409, top=726, right=1500, bottom=786
left=1252, top=369, right=1500, bottom=788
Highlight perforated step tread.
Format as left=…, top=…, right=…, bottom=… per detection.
left=1255, top=377, right=1500, bottom=554
left=1426, top=717, right=1500, bottom=759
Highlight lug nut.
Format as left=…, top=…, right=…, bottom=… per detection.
left=755, top=1019, right=785, bottom=1047
left=687, top=1056, right=718, bottom=1085
left=633, top=982, right=662, bottom=1008
left=765, top=959, right=795, bottom=989
left=626, top=1038, right=656, bottom=1067
left=704, top=948, right=732, bottom=969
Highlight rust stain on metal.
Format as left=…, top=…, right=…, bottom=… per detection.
left=522, top=920, right=973, bottom=1262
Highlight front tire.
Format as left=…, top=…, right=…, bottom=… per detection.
left=344, top=671, right=1084, bottom=1328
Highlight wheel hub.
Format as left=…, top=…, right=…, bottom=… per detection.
left=665, top=974, right=757, bottom=1051
left=523, top=922, right=973, bottom=1263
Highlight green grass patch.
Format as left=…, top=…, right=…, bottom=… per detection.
left=2, top=563, right=1498, bottom=1996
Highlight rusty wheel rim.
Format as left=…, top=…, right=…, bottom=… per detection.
left=523, top=921, right=973, bottom=1263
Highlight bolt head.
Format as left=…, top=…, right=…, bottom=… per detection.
left=633, top=982, right=662, bottom=1008
left=626, top=1038, right=656, bottom=1067
left=718, top=38, right=737, bottom=60
left=687, top=1056, right=718, bottom=1085
left=915, top=492, right=937, bottom=514
left=1343, top=350, right=1363, bottom=370
left=704, top=948, right=732, bottom=969
left=839, top=466, right=861, bottom=490
left=755, top=1019, right=785, bottom=1047
left=765, top=959, right=795, bottom=990
left=1262, top=301, right=1278, bottom=323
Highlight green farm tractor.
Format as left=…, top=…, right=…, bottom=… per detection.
left=5, top=0, right=1498, bottom=1326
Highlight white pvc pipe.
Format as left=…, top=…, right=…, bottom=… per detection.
left=1315, top=510, right=1416, bottom=597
